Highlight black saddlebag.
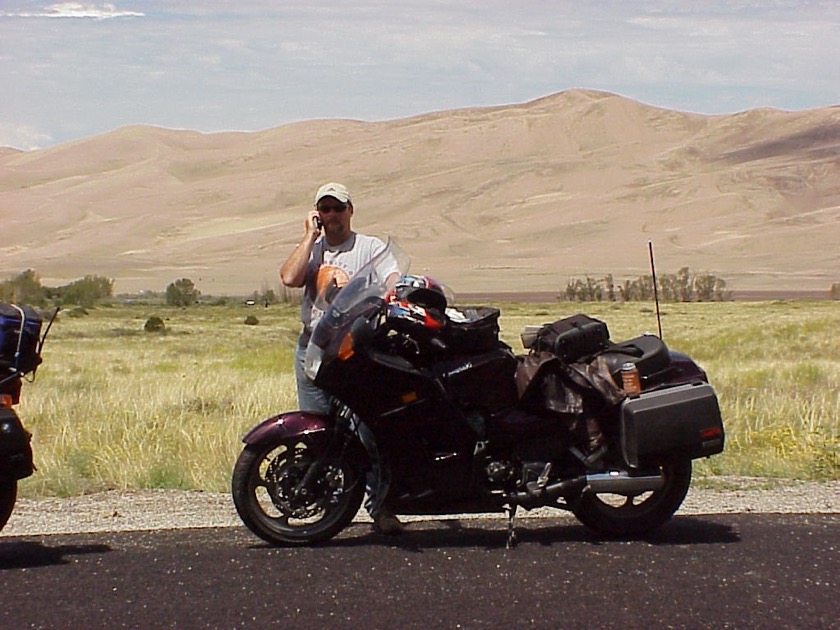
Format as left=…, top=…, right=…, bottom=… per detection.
left=621, top=382, right=724, bottom=468
left=532, top=314, right=610, bottom=363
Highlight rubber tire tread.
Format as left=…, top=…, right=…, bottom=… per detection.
left=571, top=459, right=692, bottom=536
left=232, top=440, right=365, bottom=546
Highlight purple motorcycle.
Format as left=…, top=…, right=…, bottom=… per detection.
left=232, top=240, right=724, bottom=546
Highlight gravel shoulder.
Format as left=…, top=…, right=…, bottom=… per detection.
left=2, top=477, right=837, bottom=537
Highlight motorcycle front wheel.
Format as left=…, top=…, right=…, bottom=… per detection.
left=571, top=459, right=692, bottom=536
left=0, top=479, right=17, bottom=531
left=231, top=437, right=366, bottom=546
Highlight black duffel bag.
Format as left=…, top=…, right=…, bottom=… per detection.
left=532, top=314, right=610, bottom=363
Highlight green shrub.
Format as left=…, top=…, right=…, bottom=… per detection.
left=244, top=315, right=259, bottom=326
left=144, top=316, right=166, bottom=333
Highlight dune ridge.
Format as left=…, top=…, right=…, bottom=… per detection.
left=2, top=89, right=839, bottom=295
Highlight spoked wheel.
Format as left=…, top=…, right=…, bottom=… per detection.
left=0, top=479, right=17, bottom=532
left=232, top=437, right=366, bottom=546
left=571, top=460, right=692, bottom=536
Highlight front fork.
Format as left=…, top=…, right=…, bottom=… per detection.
left=294, top=404, right=359, bottom=497
left=243, top=403, right=385, bottom=515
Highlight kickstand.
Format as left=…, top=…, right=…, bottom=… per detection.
left=506, top=505, right=518, bottom=550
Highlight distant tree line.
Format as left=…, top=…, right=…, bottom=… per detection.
left=561, top=268, right=732, bottom=302
left=0, top=269, right=114, bottom=307
left=164, top=279, right=304, bottom=306
left=0, top=269, right=301, bottom=308
left=16, top=267, right=834, bottom=306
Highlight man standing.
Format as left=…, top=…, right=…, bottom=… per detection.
left=279, top=182, right=403, bottom=534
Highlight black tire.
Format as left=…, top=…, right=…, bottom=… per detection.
left=571, top=460, right=692, bottom=536
left=231, top=436, right=366, bottom=546
left=0, top=479, right=17, bottom=532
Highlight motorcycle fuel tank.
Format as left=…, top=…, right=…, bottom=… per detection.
left=434, top=348, right=519, bottom=414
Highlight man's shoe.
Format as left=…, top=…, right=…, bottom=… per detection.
left=373, top=509, right=404, bottom=535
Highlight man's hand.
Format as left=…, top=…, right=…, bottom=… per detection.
left=306, top=210, right=322, bottom=240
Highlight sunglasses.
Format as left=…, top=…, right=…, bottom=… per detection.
left=317, top=202, right=348, bottom=214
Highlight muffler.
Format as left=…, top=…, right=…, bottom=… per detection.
left=509, top=469, right=664, bottom=508
left=585, top=470, right=664, bottom=495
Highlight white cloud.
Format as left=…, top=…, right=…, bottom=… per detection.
left=1, top=2, right=144, bottom=20
left=1, top=1, right=838, bottom=148
left=0, top=123, right=53, bottom=151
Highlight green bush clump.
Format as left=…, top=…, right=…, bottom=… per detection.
left=144, top=316, right=166, bottom=333
left=244, top=315, right=259, bottom=326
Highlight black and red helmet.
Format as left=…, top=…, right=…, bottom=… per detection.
left=385, top=275, right=450, bottom=333
left=388, top=274, right=449, bottom=311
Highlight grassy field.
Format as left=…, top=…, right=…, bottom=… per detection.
left=15, top=299, right=840, bottom=498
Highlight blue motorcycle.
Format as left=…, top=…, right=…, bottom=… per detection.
left=0, top=303, right=54, bottom=531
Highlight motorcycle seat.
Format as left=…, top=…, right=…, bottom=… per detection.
left=600, top=334, right=671, bottom=380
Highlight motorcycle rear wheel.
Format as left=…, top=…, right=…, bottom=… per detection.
left=231, top=437, right=365, bottom=546
left=571, top=459, right=692, bottom=536
left=0, top=479, right=17, bottom=532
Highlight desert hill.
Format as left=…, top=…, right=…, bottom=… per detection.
left=2, top=89, right=839, bottom=296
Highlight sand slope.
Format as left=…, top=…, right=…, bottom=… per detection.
left=2, top=89, right=839, bottom=295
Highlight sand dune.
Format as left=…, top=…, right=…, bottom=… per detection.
left=2, top=89, right=839, bottom=295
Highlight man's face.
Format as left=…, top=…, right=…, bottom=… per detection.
left=316, top=197, right=353, bottom=234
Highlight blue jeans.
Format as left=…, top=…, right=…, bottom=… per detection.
left=294, top=339, right=331, bottom=414
left=294, top=336, right=388, bottom=517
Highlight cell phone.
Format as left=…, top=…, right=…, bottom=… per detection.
left=314, top=216, right=323, bottom=230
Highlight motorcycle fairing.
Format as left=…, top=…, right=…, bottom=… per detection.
left=314, top=349, right=443, bottom=420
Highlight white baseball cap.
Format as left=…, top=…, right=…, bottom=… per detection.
left=314, top=182, right=351, bottom=204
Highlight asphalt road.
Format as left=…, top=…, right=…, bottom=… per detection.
left=1, top=514, right=837, bottom=629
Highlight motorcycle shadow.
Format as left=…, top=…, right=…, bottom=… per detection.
left=251, top=515, right=740, bottom=551
left=380, top=516, right=738, bottom=550
left=0, top=540, right=112, bottom=570
left=391, top=516, right=738, bottom=550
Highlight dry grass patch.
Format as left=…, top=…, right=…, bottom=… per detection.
left=15, top=300, right=839, bottom=498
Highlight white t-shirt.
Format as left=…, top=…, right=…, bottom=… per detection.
left=300, top=232, right=387, bottom=332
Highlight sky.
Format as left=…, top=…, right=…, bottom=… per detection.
left=2, top=0, right=839, bottom=151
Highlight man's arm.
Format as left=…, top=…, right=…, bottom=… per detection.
left=280, top=211, right=321, bottom=287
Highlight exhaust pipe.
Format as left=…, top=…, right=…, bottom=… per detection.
left=510, top=475, right=587, bottom=508
left=508, top=469, right=664, bottom=508
left=585, top=470, right=664, bottom=495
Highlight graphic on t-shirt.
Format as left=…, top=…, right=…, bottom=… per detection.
left=316, top=265, right=350, bottom=304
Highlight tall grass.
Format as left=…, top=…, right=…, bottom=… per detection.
left=500, top=300, right=840, bottom=481
left=19, top=304, right=300, bottom=497
left=16, top=300, right=839, bottom=498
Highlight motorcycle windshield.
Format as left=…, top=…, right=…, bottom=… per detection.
left=304, top=238, right=410, bottom=380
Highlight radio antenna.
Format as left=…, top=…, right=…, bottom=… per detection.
left=648, top=240, right=663, bottom=339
